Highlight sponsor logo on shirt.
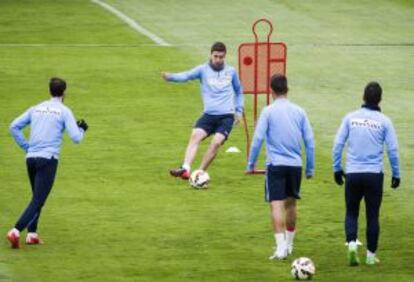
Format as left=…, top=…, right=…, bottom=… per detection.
left=350, top=118, right=382, bottom=130
left=35, top=107, right=62, bottom=116
left=207, top=75, right=232, bottom=90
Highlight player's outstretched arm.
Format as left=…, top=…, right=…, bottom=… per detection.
left=161, top=65, right=202, bottom=83
left=9, top=108, right=32, bottom=152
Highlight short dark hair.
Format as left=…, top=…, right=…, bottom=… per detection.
left=49, top=77, right=66, bottom=97
left=364, top=81, right=382, bottom=105
left=270, top=74, right=288, bottom=95
left=211, top=42, right=226, bottom=53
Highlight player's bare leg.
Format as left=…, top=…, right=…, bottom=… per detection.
left=269, top=200, right=288, bottom=260
left=184, top=128, right=208, bottom=167
left=170, top=128, right=207, bottom=179
left=285, top=197, right=297, bottom=254
left=270, top=200, right=285, bottom=234
left=199, top=133, right=226, bottom=171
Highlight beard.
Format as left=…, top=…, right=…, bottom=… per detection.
left=209, top=60, right=224, bottom=71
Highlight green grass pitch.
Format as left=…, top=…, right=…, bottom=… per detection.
left=0, top=0, right=413, bottom=281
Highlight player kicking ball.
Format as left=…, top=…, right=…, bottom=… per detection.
left=333, top=82, right=400, bottom=266
left=162, top=42, right=244, bottom=179
left=247, top=75, right=315, bottom=260
left=7, top=78, right=88, bottom=248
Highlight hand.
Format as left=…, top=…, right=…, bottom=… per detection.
left=234, top=113, right=242, bottom=126
left=334, top=170, right=345, bottom=186
left=391, top=177, right=400, bottom=189
left=246, top=163, right=255, bottom=174
left=161, top=72, right=170, bottom=81
left=77, top=119, right=89, bottom=132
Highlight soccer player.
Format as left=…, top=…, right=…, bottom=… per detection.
left=7, top=77, right=88, bottom=248
left=162, top=42, right=244, bottom=179
left=332, top=81, right=400, bottom=266
left=247, top=74, right=315, bottom=260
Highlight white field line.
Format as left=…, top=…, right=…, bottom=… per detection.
left=0, top=43, right=211, bottom=49
left=0, top=43, right=169, bottom=47
left=90, top=0, right=171, bottom=47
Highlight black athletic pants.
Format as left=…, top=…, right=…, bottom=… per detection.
left=345, top=173, right=383, bottom=253
left=15, top=157, right=58, bottom=232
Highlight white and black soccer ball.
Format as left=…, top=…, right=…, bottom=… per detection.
left=291, top=257, right=315, bottom=280
left=189, top=170, right=210, bottom=189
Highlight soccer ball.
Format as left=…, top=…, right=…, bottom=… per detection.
left=291, top=257, right=315, bottom=280
left=189, top=170, right=210, bottom=189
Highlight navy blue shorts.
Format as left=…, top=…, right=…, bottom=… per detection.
left=194, top=113, right=235, bottom=140
left=265, top=165, right=302, bottom=202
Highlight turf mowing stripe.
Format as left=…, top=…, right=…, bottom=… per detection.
left=91, top=0, right=171, bottom=47
left=1, top=43, right=413, bottom=48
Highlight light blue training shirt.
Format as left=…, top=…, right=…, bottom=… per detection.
left=166, top=62, right=244, bottom=115
left=10, top=97, right=84, bottom=159
left=247, top=98, right=315, bottom=176
left=332, top=107, right=400, bottom=177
